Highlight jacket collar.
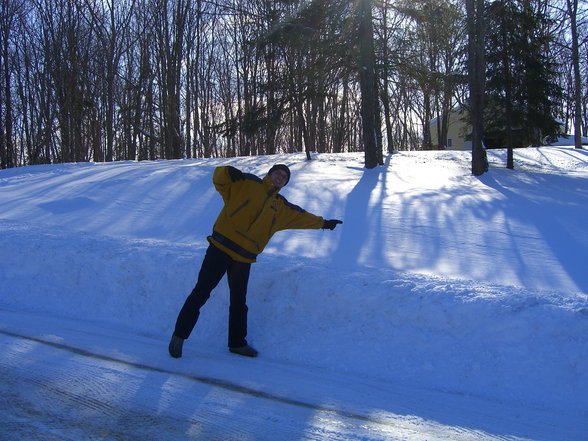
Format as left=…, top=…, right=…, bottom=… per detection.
left=263, top=174, right=280, bottom=194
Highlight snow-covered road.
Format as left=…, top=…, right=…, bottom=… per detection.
left=0, top=310, right=578, bottom=441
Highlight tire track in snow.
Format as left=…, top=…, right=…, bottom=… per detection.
left=0, top=356, right=185, bottom=441
left=0, top=334, right=278, bottom=441
left=0, top=329, right=513, bottom=441
left=0, top=329, right=396, bottom=426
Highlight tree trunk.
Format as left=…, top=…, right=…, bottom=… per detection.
left=500, top=5, right=514, bottom=169
left=358, top=0, right=379, bottom=169
left=466, top=0, right=488, bottom=176
left=567, top=0, right=583, bottom=149
left=2, top=23, right=14, bottom=168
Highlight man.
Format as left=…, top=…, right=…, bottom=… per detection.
left=169, top=163, right=342, bottom=358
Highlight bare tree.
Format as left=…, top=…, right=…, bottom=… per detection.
left=82, top=0, right=136, bottom=161
left=358, top=0, right=380, bottom=168
left=566, top=0, right=584, bottom=148
left=0, top=0, right=23, bottom=168
left=151, top=0, right=191, bottom=159
left=466, top=0, right=489, bottom=175
left=34, top=0, right=95, bottom=163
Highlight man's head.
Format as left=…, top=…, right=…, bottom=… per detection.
left=268, top=164, right=291, bottom=188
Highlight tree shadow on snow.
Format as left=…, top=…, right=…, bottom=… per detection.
left=479, top=169, right=588, bottom=293
left=333, top=155, right=391, bottom=267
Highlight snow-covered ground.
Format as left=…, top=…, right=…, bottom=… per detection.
left=0, top=147, right=587, bottom=440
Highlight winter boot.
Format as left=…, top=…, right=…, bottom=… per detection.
left=229, top=344, right=258, bottom=358
left=168, top=334, right=184, bottom=358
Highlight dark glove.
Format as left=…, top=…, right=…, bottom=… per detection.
left=322, top=219, right=342, bottom=230
left=227, top=166, right=244, bottom=182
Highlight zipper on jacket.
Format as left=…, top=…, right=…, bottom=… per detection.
left=230, top=198, right=250, bottom=217
left=247, top=190, right=276, bottom=231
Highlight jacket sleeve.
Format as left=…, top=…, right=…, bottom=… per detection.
left=275, top=196, right=324, bottom=231
left=212, top=166, right=233, bottom=202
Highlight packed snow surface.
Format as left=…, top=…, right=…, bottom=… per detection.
left=1, top=147, right=587, bottom=440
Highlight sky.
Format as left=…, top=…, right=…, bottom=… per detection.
left=0, top=147, right=587, bottom=440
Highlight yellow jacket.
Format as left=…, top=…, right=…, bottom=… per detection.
left=208, top=166, right=324, bottom=263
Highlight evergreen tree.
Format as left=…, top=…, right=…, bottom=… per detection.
left=484, top=0, right=562, bottom=151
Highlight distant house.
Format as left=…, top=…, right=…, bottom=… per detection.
left=430, top=107, right=574, bottom=150
left=429, top=107, right=471, bottom=151
left=544, top=134, right=588, bottom=146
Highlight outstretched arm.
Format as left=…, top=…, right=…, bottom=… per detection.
left=275, top=196, right=342, bottom=231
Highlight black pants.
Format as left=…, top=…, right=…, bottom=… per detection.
left=173, top=244, right=251, bottom=348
